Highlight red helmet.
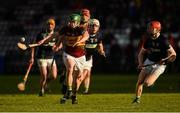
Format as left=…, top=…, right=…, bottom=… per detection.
left=148, top=21, right=161, bottom=31
left=81, top=8, right=90, bottom=18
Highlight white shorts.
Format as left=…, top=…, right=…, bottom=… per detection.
left=37, top=59, right=56, bottom=67
left=143, top=59, right=166, bottom=77
left=63, top=52, right=86, bottom=73
left=84, top=56, right=93, bottom=70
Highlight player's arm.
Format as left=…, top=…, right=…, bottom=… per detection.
left=138, top=47, right=147, bottom=69
left=52, top=35, right=64, bottom=52
left=164, top=45, right=176, bottom=63
left=37, top=32, right=59, bottom=45
left=79, top=30, right=89, bottom=43
left=97, top=41, right=105, bottom=57
left=73, top=30, right=89, bottom=47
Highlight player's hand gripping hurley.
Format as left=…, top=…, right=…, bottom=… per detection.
left=139, top=57, right=169, bottom=69
left=17, top=33, right=54, bottom=51
left=17, top=42, right=41, bottom=51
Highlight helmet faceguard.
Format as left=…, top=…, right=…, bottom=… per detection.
left=147, top=21, right=161, bottom=39
left=68, top=14, right=81, bottom=28
left=89, top=18, right=100, bottom=34
left=81, top=8, right=90, bottom=23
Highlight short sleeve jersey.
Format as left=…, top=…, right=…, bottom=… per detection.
left=143, top=34, right=170, bottom=62
left=36, top=30, right=56, bottom=59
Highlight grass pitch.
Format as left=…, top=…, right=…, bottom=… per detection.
left=0, top=73, right=180, bottom=112
left=0, top=93, right=180, bottom=112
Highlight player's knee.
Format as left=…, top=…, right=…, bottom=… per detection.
left=136, top=80, right=144, bottom=86
left=76, top=78, right=82, bottom=83
left=144, top=81, right=153, bottom=87
left=41, top=75, right=47, bottom=81
left=50, top=73, right=57, bottom=80
left=52, top=76, right=57, bottom=80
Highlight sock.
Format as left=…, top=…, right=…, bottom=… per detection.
left=84, top=87, right=89, bottom=92
left=73, top=90, right=77, bottom=96
left=136, top=96, right=140, bottom=99
left=68, top=86, right=72, bottom=91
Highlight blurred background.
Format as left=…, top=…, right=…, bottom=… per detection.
left=0, top=0, right=180, bottom=74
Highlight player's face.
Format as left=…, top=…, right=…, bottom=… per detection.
left=68, top=21, right=79, bottom=28
left=90, top=24, right=100, bottom=34
left=148, top=27, right=160, bottom=35
left=47, top=23, right=55, bottom=31
left=81, top=15, right=90, bottom=23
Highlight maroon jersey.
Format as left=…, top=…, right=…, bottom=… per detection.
left=143, top=34, right=170, bottom=62
left=59, top=26, right=86, bottom=57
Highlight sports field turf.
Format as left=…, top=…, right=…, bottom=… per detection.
left=0, top=73, right=180, bottom=112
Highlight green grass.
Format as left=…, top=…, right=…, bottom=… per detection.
left=0, top=73, right=180, bottom=111
left=0, top=94, right=180, bottom=112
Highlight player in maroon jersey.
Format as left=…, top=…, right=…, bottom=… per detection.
left=133, top=21, right=176, bottom=103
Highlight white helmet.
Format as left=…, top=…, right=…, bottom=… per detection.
left=89, top=18, right=100, bottom=26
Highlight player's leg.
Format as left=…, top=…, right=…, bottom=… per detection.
left=83, top=69, right=91, bottom=94
left=71, top=70, right=80, bottom=104
left=83, top=57, right=93, bottom=94
left=72, top=55, right=86, bottom=104
left=60, top=67, right=67, bottom=95
left=66, top=59, right=75, bottom=94
left=144, top=65, right=166, bottom=87
left=76, top=68, right=89, bottom=92
left=133, top=58, right=154, bottom=103
left=37, top=59, right=48, bottom=96
left=133, top=69, right=147, bottom=103
left=60, top=52, right=75, bottom=104
left=60, top=58, right=75, bottom=104
left=50, top=59, right=57, bottom=80
left=76, top=70, right=85, bottom=92
left=59, top=64, right=68, bottom=95
left=45, top=59, right=57, bottom=92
